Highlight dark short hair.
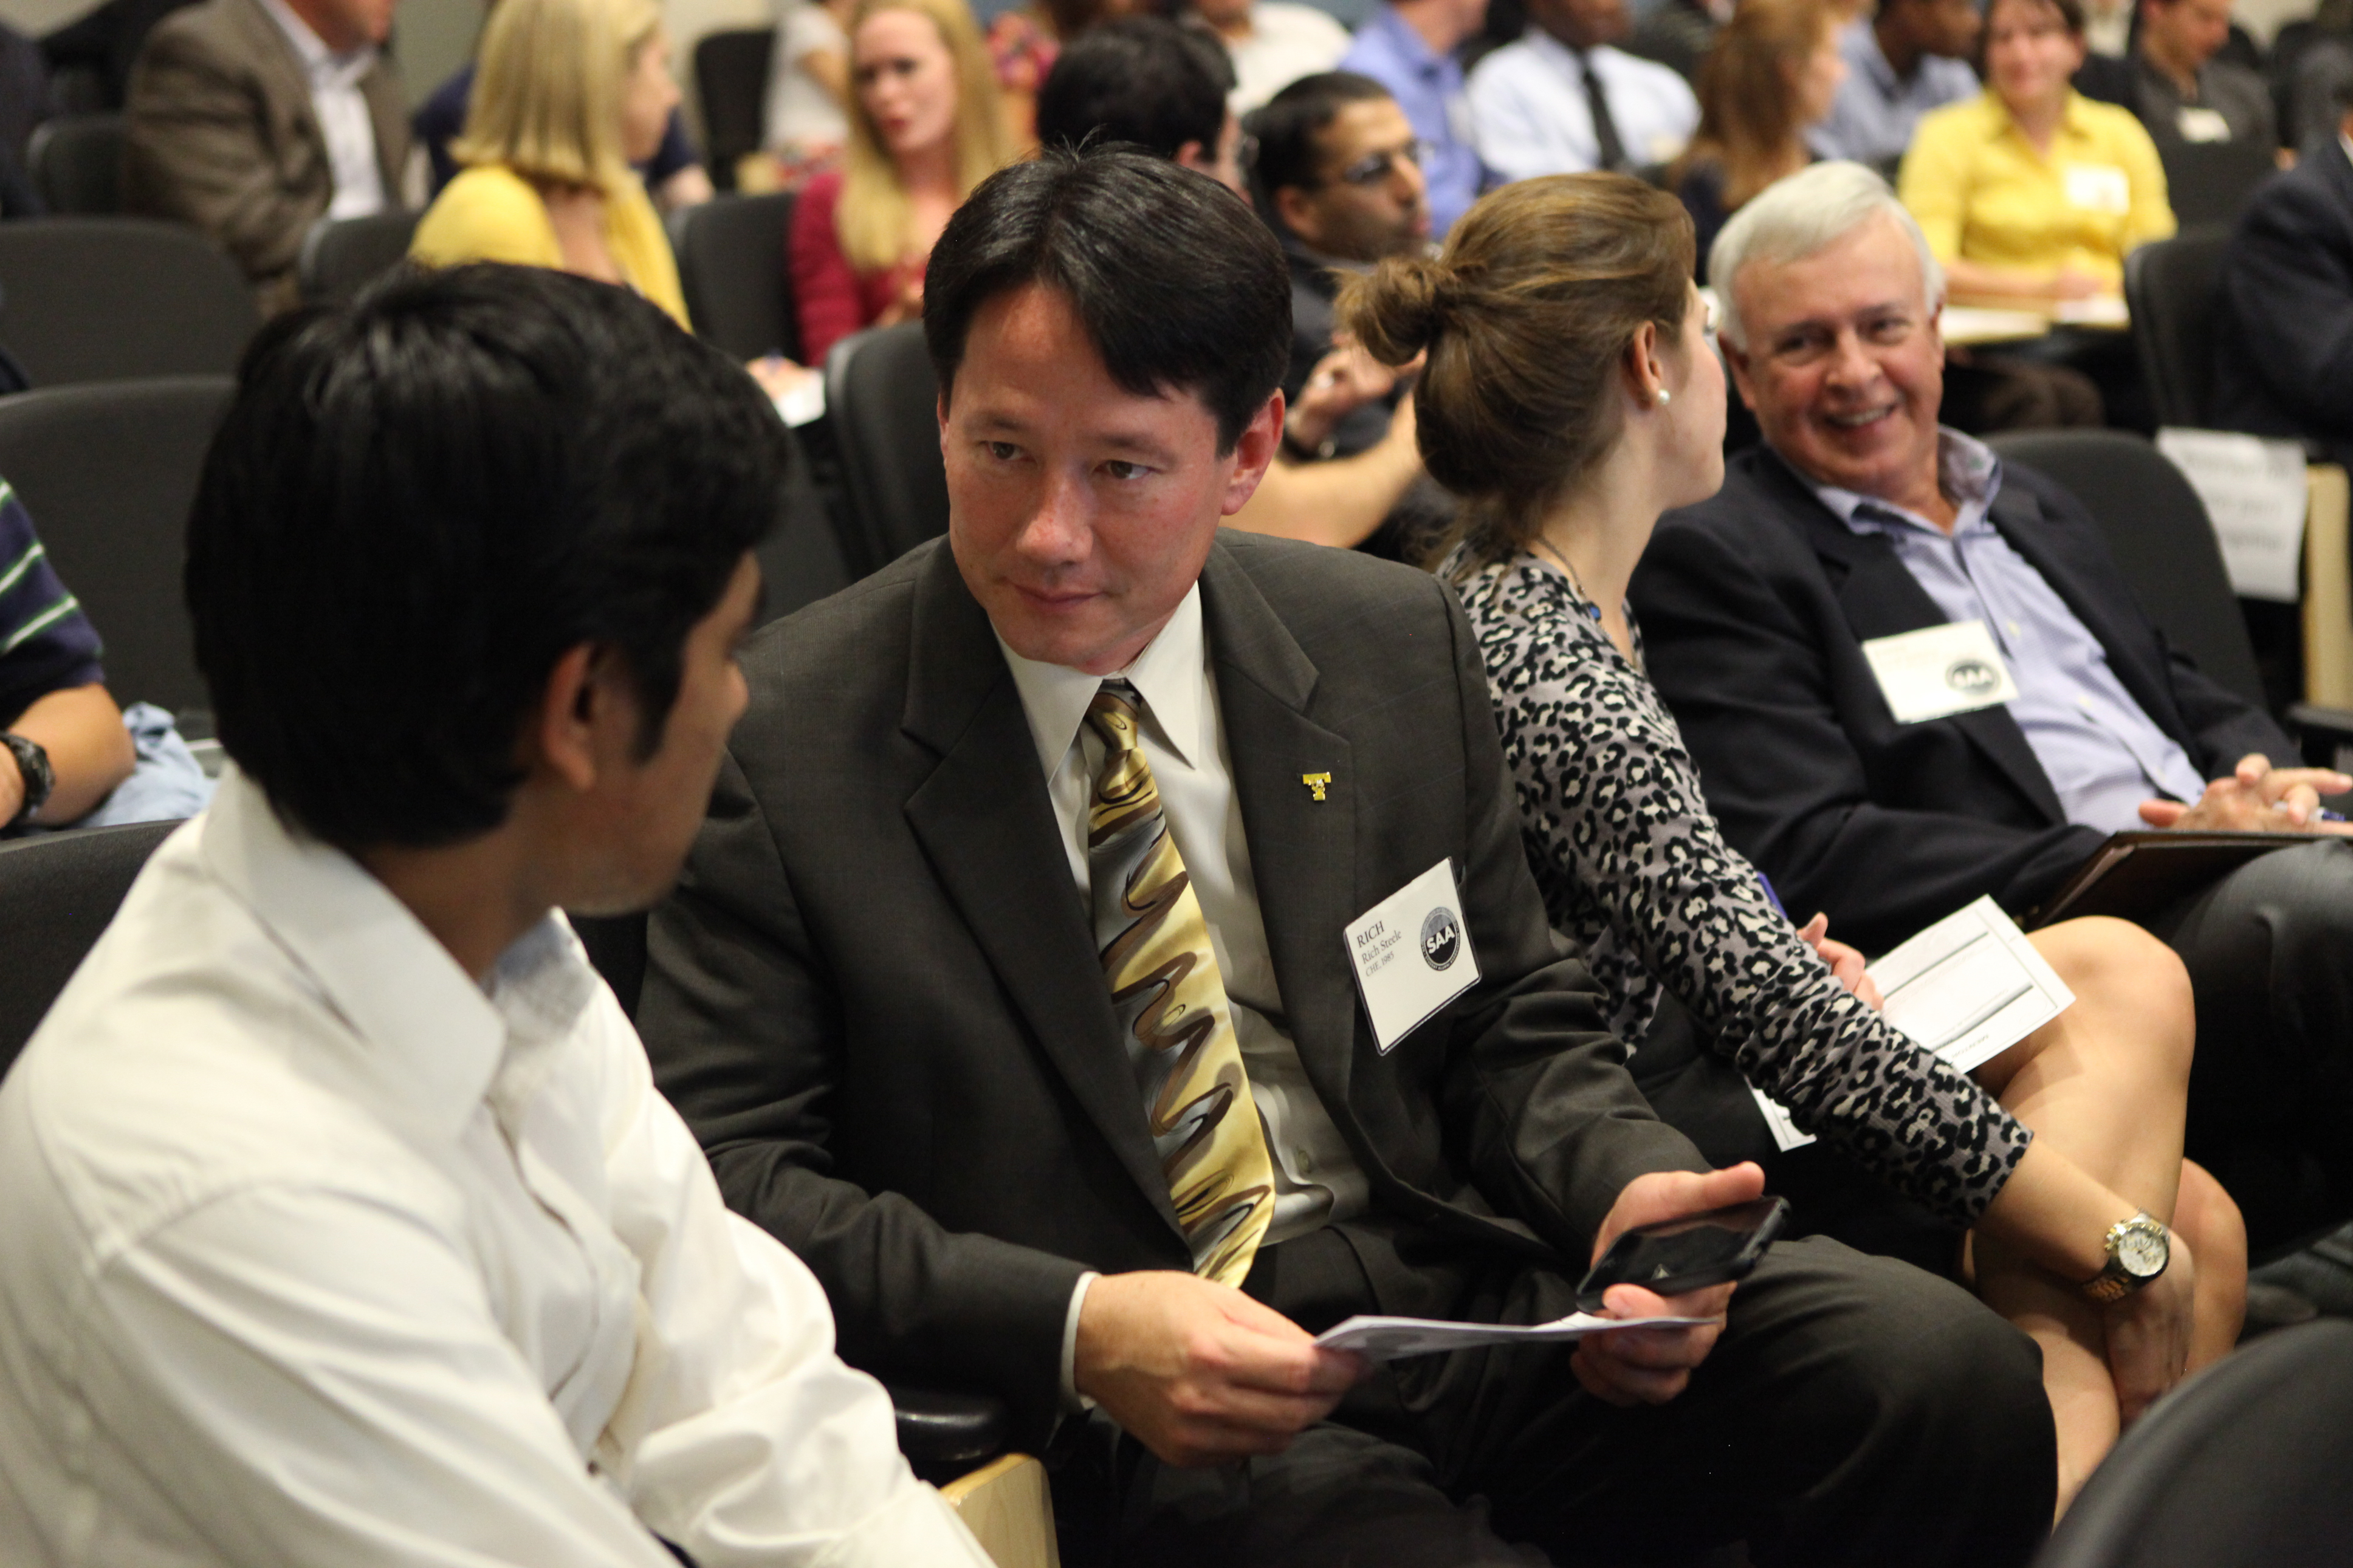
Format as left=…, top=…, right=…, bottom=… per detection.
left=1989, top=0, right=2084, bottom=33
left=186, top=264, right=788, bottom=850
left=924, top=145, right=1290, bottom=452
left=1245, top=70, right=1393, bottom=204
left=1034, top=17, right=1233, bottom=160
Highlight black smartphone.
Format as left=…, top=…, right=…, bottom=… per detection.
left=1573, top=1196, right=1790, bottom=1313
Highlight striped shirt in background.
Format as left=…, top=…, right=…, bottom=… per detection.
left=0, top=479, right=105, bottom=727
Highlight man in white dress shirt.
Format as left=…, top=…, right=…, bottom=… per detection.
left=1191, top=0, right=1353, bottom=111
left=0, top=264, right=992, bottom=1568
left=125, top=0, right=414, bottom=313
left=1466, top=0, right=1697, bottom=181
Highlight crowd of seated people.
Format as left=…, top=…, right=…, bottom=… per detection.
left=19, top=0, right=2353, bottom=1560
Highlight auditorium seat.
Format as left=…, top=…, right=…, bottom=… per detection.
left=25, top=112, right=125, bottom=215
left=2125, top=228, right=2229, bottom=429
left=0, top=820, right=177, bottom=1073
left=0, top=375, right=233, bottom=714
left=665, top=191, right=802, bottom=360
left=2036, top=1319, right=2353, bottom=1567
left=693, top=27, right=775, bottom=192
left=298, top=209, right=421, bottom=304
left=825, top=321, right=947, bottom=575
left=0, top=220, right=256, bottom=386
left=2155, top=141, right=2276, bottom=231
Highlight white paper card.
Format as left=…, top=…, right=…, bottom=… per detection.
left=2176, top=106, right=2232, bottom=143
left=1347, top=860, right=1480, bottom=1053
left=1748, top=1083, right=1818, bottom=1152
left=1314, top=1309, right=1717, bottom=1360
left=2155, top=428, right=2307, bottom=603
left=1860, top=620, right=2021, bottom=724
left=772, top=373, right=827, bottom=428
left=2063, top=162, right=2131, bottom=213
left=1866, top=896, right=2075, bottom=1073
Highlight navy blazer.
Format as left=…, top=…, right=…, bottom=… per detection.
left=2212, top=147, right=2353, bottom=467
left=1629, top=444, right=2290, bottom=954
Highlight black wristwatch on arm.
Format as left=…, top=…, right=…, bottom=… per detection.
left=2, top=729, right=53, bottom=828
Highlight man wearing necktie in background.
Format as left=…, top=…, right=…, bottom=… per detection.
left=636, top=146, right=2053, bottom=1567
left=1466, top=0, right=1698, bottom=181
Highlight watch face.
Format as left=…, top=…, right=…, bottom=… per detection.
left=2119, top=1224, right=2167, bottom=1276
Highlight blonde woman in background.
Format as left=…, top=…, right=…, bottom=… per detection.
left=787, top=0, right=1014, bottom=363
left=411, top=0, right=690, bottom=327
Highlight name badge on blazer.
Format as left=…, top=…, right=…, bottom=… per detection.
left=1860, top=620, right=2022, bottom=724
left=2176, top=106, right=2232, bottom=144
left=2062, top=163, right=2132, bottom=214
left=1347, top=860, right=1480, bottom=1055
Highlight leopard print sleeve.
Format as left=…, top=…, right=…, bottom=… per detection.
left=1452, top=550, right=2030, bottom=1226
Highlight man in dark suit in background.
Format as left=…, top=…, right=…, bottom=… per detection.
left=123, top=0, right=411, bottom=313
left=2213, top=74, right=2353, bottom=466
left=1634, top=160, right=2353, bottom=1258
left=636, top=146, right=2053, bottom=1568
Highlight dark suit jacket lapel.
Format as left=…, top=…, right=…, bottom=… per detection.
left=1980, top=479, right=2196, bottom=750
left=1197, top=542, right=1361, bottom=1110
left=1758, top=449, right=2071, bottom=826
left=898, top=546, right=1182, bottom=1234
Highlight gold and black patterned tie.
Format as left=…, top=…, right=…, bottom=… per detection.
left=1085, top=680, right=1274, bottom=1286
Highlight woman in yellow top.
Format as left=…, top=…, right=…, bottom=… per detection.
left=411, top=0, right=690, bottom=327
left=1898, top=0, right=2174, bottom=301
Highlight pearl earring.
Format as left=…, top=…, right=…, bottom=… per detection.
left=1655, top=389, right=1672, bottom=406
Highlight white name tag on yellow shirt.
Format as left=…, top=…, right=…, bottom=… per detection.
left=1346, top=859, right=1480, bottom=1054
left=1860, top=620, right=2021, bottom=724
left=2063, top=162, right=2132, bottom=214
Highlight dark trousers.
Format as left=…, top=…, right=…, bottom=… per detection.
left=1053, top=1222, right=2055, bottom=1568
left=2146, top=838, right=2353, bottom=1255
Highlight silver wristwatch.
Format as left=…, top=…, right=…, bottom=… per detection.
left=2080, top=1211, right=2170, bottom=1304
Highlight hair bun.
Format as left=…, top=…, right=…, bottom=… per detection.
left=1339, top=255, right=1449, bottom=368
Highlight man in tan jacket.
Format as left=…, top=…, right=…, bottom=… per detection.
left=125, top=0, right=411, bottom=314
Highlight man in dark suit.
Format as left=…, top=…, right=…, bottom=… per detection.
left=1633, top=160, right=2353, bottom=1255
left=2213, top=77, right=2353, bottom=466
left=123, top=0, right=411, bottom=313
left=636, top=146, right=2053, bottom=1567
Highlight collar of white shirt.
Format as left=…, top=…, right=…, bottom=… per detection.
left=198, top=766, right=589, bottom=1143
left=994, top=582, right=1209, bottom=783
left=1522, top=26, right=1610, bottom=77
left=254, top=0, right=378, bottom=92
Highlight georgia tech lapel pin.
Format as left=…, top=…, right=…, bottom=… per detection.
left=1301, top=772, right=1332, bottom=802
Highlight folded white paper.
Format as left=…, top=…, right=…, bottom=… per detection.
left=1314, top=1310, right=1719, bottom=1360
left=2155, top=428, right=2307, bottom=603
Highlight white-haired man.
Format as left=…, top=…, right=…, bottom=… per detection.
left=1632, top=160, right=2353, bottom=1266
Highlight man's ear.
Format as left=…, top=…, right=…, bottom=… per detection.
left=1273, top=185, right=1321, bottom=247
left=1720, top=337, right=1762, bottom=414
left=530, top=643, right=604, bottom=794
left=1220, top=391, right=1285, bottom=516
left=1175, top=138, right=1211, bottom=176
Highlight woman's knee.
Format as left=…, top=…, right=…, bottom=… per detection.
left=2033, top=916, right=2196, bottom=1081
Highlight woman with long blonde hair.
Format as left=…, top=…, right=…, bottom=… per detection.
left=1668, top=0, right=1846, bottom=273
left=787, top=0, right=1014, bottom=362
left=410, top=0, right=690, bottom=326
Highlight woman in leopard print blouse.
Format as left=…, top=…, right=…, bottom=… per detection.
left=1338, top=171, right=2243, bottom=1505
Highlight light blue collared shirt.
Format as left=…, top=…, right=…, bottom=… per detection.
left=1339, top=7, right=1488, bottom=235
left=1807, top=18, right=1980, bottom=169
left=1806, top=430, right=2209, bottom=832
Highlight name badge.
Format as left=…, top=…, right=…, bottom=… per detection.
left=1860, top=620, right=2021, bottom=724
left=2176, top=106, right=2232, bottom=143
left=1346, top=859, right=1480, bottom=1055
left=2062, top=163, right=2131, bottom=214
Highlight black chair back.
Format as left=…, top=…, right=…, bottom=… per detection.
left=2036, top=1319, right=2353, bottom=1567
left=298, top=209, right=421, bottom=304
left=667, top=191, right=800, bottom=360
left=2124, top=227, right=2230, bottom=429
left=1989, top=428, right=2269, bottom=711
left=0, top=219, right=256, bottom=386
left=0, top=376, right=234, bottom=713
left=0, top=820, right=176, bottom=1077
left=825, top=322, right=946, bottom=576
left=26, top=112, right=124, bottom=214
left=694, top=29, right=775, bottom=191
left=2156, top=138, right=2277, bottom=230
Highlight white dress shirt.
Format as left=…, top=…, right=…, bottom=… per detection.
left=998, top=584, right=1372, bottom=1255
left=1220, top=1, right=1354, bottom=112
left=0, top=770, right=990, bottom=1568
left=256, top=0, right=388, bottom=219
left=1466, top=30, right=1699, bottom=182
